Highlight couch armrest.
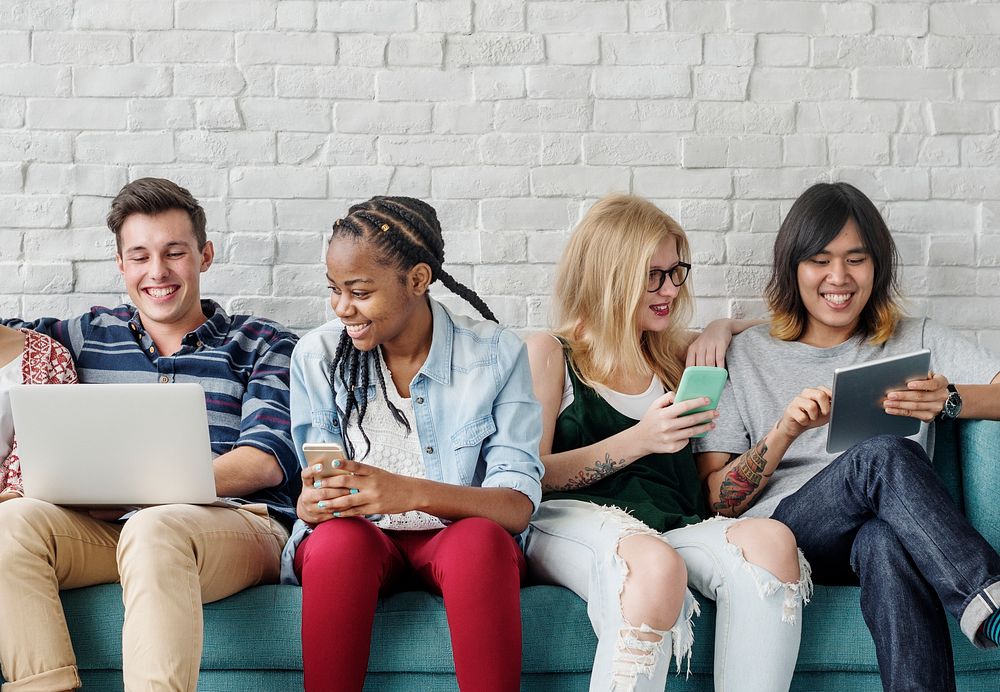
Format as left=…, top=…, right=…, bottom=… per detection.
left=959, top=420, right=1000, bottom=554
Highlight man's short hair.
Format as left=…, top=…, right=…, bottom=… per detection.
left=107, top=178, right=207, bottom=252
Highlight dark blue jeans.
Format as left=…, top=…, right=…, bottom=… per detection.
left=771, top=435, right=1000, bottom=692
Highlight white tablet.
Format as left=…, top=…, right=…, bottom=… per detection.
left=826, top=349, right=932, bottom=454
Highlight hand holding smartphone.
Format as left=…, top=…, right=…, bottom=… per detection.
left=302, top=442, right=352, bottom=478
left=675, top=366, right=728, bottom=438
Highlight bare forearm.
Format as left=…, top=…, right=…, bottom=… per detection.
left=411, top=481, right=534, bottom=534
left=214, top=446, right=284, bottom=497
left=540, top=429, right=641, bottom=491
left=957, top=383, right=1000, bottom=421
left=728, top=318, right=766, bottom=334
left=705, top=428, right=794, bottom=517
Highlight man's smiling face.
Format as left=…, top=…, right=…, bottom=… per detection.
left=796, top=217, right=874, bottom=348
left=116, top=208, right=214, bottom=334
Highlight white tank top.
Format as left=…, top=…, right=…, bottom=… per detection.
left=559, top=363, right=665, bottom=421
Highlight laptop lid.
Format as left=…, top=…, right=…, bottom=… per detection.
left=826, top=349, right=932, bottom=454
left=10, top=383, right=217, bottom=505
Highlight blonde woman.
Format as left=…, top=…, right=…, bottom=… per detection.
left=523, top=195, right=811, bottom=691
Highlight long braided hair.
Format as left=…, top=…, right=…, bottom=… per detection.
left=329, top=196, right=497, bottom=459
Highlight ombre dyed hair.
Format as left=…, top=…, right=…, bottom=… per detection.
left=553, top=194, right=693, bottom=391
left=765, top=182, right=904, bottom=345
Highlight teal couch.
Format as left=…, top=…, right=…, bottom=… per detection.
left=5, top=421, right=1000, bottom=690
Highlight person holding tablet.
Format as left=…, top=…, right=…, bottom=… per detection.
left=0, top=325, right=78, bottom=501
left=524, top=194, right=811, bottom=692
left=697, top=182, right=1000, bottom=691
left=283, top=196, right=543, bottom=692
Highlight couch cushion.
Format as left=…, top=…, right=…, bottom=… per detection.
left=55, top=583, right=1000, bottom=680
left=960, top=420, right=1000, bottom=553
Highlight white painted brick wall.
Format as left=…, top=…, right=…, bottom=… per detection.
left=0, top=0, right=997, bottom=350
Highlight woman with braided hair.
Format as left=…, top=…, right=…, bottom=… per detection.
left=280, top=196, right=544, bottom=692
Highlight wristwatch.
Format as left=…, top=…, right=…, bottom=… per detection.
left=940, top=384, right=963, bottom=420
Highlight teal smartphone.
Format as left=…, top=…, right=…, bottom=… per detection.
left=674, top=366, right=728, bottom=438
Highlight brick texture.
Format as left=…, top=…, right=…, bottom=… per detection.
left=0, top=0, right=996, bottom=348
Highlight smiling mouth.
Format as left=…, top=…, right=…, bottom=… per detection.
left=650, top=303, right=671, bottom=317
left=821, top=292, right=853, bottom=307
left=144, top=286, right=178, bottom=299
left=344, top=321, right=372, bottom=337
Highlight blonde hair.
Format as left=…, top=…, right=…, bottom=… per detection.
left=553, top=194, right=693, bottom=391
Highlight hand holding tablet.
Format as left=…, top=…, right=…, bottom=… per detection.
left=883, top=371, right=952, bottom=422
left=826, top=349, right=932, bottom=453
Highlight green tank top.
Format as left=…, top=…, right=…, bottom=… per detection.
left=544, top=352, right=708, bottom=533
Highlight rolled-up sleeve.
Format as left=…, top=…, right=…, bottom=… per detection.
left=479, top=330, right=545, bottom=512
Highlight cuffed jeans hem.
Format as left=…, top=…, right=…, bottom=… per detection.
left=1, top=664, right=80, bottom=692
left=960, top=580, right=1000, bottom=648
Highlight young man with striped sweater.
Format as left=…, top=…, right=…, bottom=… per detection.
left=0, top=178, right=300, bottom=692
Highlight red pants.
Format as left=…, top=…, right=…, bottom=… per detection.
left=294, top=516, right=526, bottom=692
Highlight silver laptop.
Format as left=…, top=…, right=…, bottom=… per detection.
left=10, top=383, right=217, bottom=506
left=826, top=349, right=932, bottom=454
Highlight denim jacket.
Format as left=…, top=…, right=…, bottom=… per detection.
left=279, top=297, right=544, bottom=584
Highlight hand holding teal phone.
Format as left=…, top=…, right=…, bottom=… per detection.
left=674, top=366, right=728, bottom=438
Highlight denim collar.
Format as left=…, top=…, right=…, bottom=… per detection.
left=418, top=297, right=454, bottom=386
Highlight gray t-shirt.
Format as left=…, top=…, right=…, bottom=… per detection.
left=695, top=318, right=1000, bottom=519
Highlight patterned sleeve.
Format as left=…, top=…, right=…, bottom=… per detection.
left=234, top=326, right=300, bottom=486
left=22, top=331, right=79, bottom=385
left=2, top=332, right=81, bottom=496
left=1, top=446, right=22, bottom=496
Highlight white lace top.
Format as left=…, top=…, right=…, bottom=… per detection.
left=343, top=350, right=447, bottom=531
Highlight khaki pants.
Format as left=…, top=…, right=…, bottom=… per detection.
left=0, top=498, right=288, bottom=692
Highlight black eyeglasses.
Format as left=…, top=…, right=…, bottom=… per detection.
left=646, top=262, right=691, bottom=292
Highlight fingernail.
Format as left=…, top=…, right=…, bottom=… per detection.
left=313, top=480, right=322, bottom=489
left=313, top=464, right=323, bottom=473
left=332, top=460, right=341, bottom=468
left=350, top=488, right=359, bottom=495
left=317, top=501, right=326, bottom=509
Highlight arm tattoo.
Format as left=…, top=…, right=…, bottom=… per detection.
left=550, top=452, right=627, bottom=491
left=712, top=439, right=772, bottom=512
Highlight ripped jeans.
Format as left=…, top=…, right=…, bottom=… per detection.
left=525, top=500, right=811, bottom=692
